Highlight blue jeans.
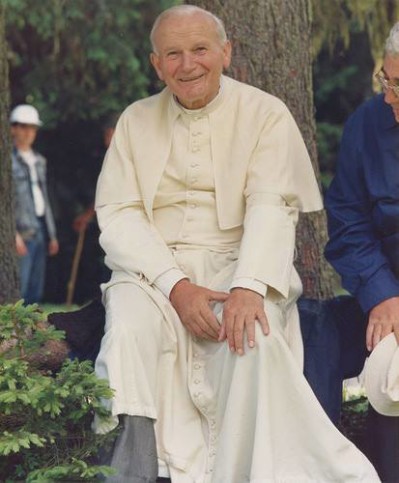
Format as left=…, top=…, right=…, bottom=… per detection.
left=19, top=221, right=46, bottom=304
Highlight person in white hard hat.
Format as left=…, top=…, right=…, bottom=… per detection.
left=10, top=104, right=59, bottom=304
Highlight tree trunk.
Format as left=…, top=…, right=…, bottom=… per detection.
left=0, top=3, right=19, bottom=304
left=189, top=0, right=334, bottom=299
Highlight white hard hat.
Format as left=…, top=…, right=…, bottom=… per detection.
left=10, top=104, right=42, bottom=126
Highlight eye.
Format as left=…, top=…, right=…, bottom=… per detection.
left=166, top=51, right=179, bottom=59
left=195, top=46, right=207, bottom=54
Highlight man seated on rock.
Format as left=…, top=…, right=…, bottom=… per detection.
left=94, top=5, right=379, bottom=482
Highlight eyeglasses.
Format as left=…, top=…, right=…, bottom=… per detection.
left=375, top=69, right=399, bottom=97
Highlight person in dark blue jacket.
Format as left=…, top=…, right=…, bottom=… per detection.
left=325, top=22, right=399, bottom=482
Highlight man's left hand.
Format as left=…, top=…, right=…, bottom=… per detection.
left=219, top=288, right=269, bottom=355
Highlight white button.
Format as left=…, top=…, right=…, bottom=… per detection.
left=190, top=204, right=197, bottom=209
left=192, top=147, right=200, bottom=152
left=194, top=363, right=201, bottom=369
left=188, top=191, right=195, bottom=196
left=190, top=163, right=198, bottom=168
left=193, top=392, right=200, bottom=398
left=181, top=234, right=188, bottom=238
left=193, top=352, right=198, bottom=358
left=194, top=379, right=200, bottom=384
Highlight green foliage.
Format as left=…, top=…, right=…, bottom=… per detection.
left=311, top=0, right=399, bottom=59
left=316, top=122, right=343, bottom=188
left=4, top=0, right=178, bottom=126
left=313, top=29, right=375, bottom=182
left=340, top=396, right=369, bottom=451
left=0, top=300, right=64, bottom=359
left=0, top=301, right=116, bottom=481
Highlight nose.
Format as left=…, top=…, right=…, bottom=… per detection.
left=181, top=52, right=195, bottom=71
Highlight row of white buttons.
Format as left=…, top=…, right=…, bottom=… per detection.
left=191, top=347, right=218, bottom=476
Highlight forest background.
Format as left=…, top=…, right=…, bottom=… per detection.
left=3, top=0, right=397, bottom=305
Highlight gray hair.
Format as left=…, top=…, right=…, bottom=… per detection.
left=385, top=22, right=399, bottom=57
left=150, top=5, right=227, bottom=53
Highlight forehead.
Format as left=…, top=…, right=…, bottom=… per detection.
left=154, top=13, right=220, bottom=51
left=12, top=124, right=37, bottom=131
left=383, top=55, right=399, bottom=79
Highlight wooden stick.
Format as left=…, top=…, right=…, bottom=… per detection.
left=66, top=227, right=86, bottom=306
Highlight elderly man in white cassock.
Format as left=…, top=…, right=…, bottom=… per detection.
left=94, top=5, right=379, bottom=483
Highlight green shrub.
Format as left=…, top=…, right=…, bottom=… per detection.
left=0, top=301, right=116, bottom=481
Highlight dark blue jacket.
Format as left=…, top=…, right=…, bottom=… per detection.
left=325, top=94, right=399, bottom=313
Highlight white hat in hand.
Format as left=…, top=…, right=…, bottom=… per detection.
left=365, top=333, right=399, bottom=416
left=10, top=104, right=43, bottom=126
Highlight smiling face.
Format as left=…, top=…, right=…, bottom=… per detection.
left=150, top=12, right=231, bottom=110
left=382, top=55, right=399, bottom=123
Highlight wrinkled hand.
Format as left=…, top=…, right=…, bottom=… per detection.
left=48, top=239, right=59, bottom=256
left=170, top=279, right=229, bottom=340
left=219, top=288, right=269, bottom=356
left=15, top=233, right=27, bottom=257
left=367, top=296, right=399, bottom=351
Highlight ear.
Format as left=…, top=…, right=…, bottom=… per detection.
left=222, top=40, right=232, bottom=70
left=150, top=52, right=164, bottom=81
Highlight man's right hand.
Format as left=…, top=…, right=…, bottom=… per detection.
left=367, top=296, right=399, bottom=351
left=169, top=279, right=229, bottom=341
left=15, top=233, right=27, bottom=257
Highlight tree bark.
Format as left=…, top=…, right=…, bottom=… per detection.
left=189, top=0, right=334, bottom=299
left=0, top=3, right=19, bottom=304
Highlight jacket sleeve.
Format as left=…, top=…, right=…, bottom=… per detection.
left=95, top=110, right=186, bottom=289
left=324, top=116, right=399, bottom=312
left=231, top=102, right=322, bottom=299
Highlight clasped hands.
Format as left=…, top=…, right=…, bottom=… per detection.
left=169, top=279, right=269, bottom=355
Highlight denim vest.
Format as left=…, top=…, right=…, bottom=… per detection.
left=12, top=147, right=57, bottom=241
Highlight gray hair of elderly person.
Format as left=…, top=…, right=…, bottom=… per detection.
left=150, top=4, right=228, bottom=53
left=385, top=22, right=399, bottom=57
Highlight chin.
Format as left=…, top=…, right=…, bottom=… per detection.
left=179, top=93, right=208, bottom=109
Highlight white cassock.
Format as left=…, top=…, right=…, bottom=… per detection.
left=94, top=76, right=379, bottom=482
